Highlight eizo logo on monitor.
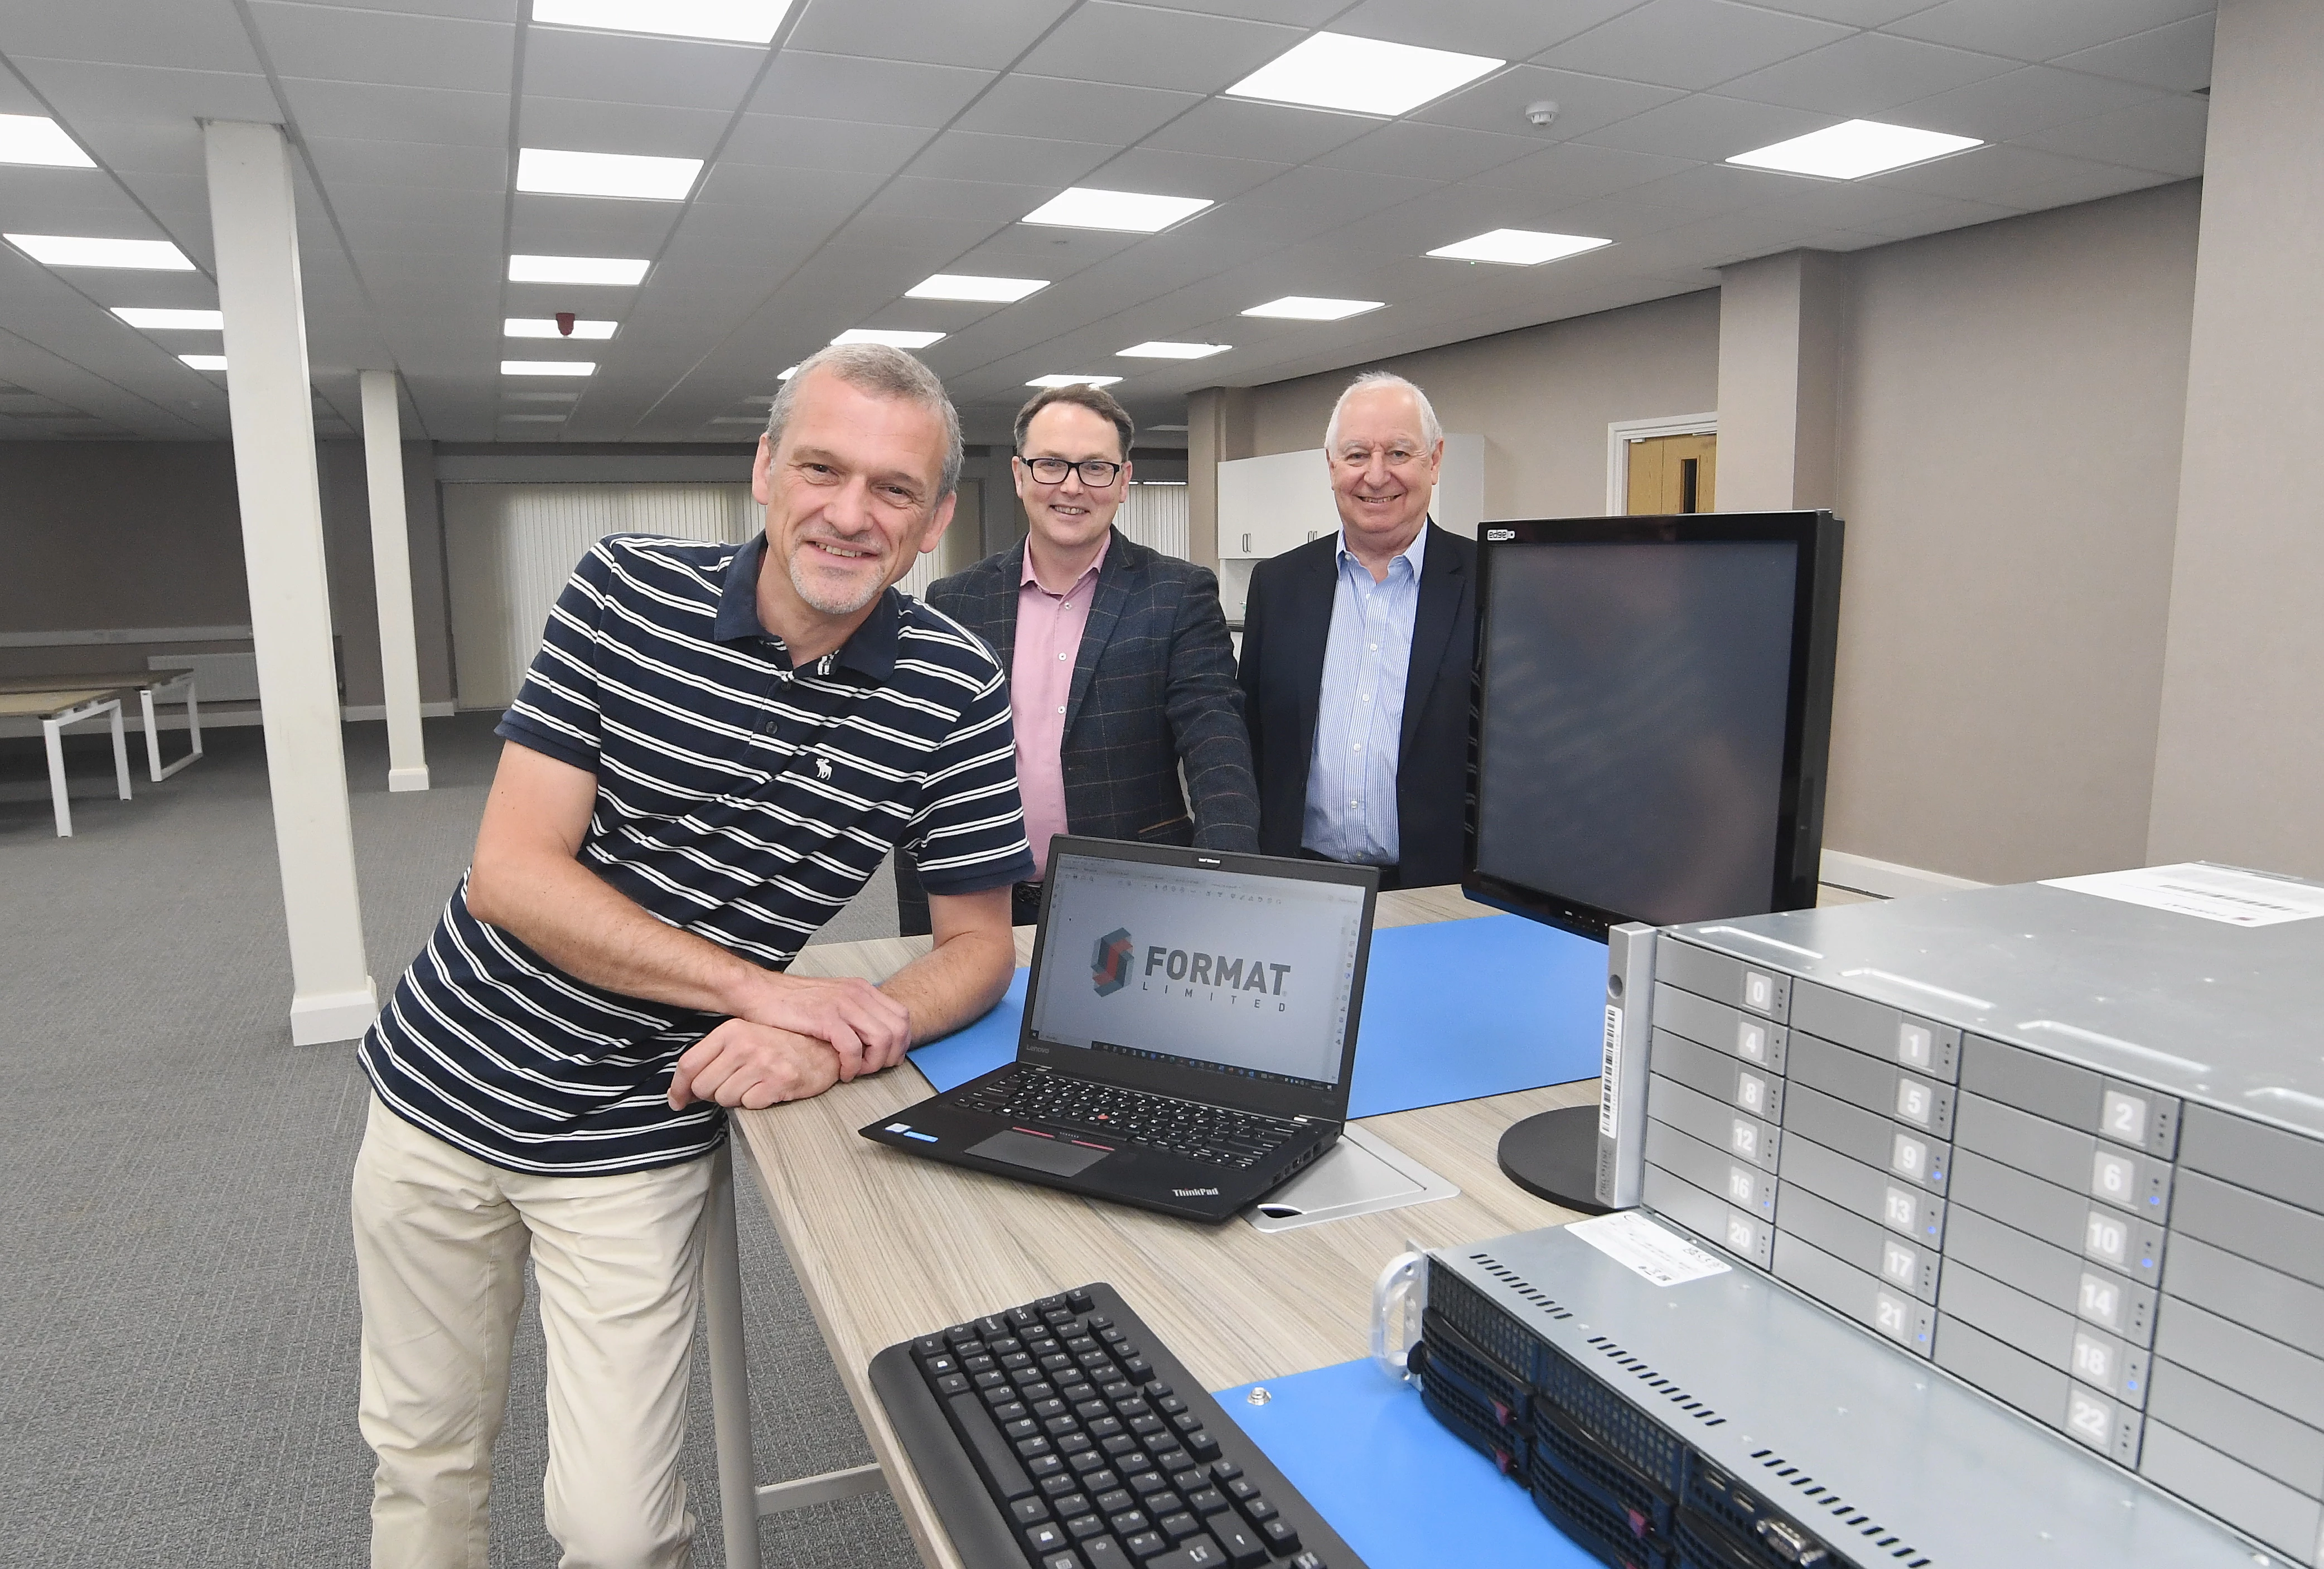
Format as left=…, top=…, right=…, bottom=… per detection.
left=1091, top=927, right=1134, bottom=996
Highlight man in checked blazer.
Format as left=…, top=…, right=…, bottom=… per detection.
left=1237, top=371, right=1476, bottom=892
left=895, top=382, right=1259, bottom=933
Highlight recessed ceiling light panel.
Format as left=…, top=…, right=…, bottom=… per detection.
left=1426, top=229, right=1611, bottom=267
left=1727, top=119, right=1981, bottom=180
left=178, top=354, right=229, bottom=371
left=503, top=360, right=598, bottom=376
left=7, top=234, right=194, bottom=270
left=1021, top=187, right=1211, bottom=234
left=832, top=328, right=944, bottom=348
left=906, top=273, right=1049, bottom=303
left=776, top=366, right=799, bottom=381
left=1027, top=375, right=1123, bottom=389
left=518, top=147, right=703, bottom=201
left=114, top=307, right=225, bottom=330
left=532, top=0, right=797, bottom=44
left=0, top=114, right=95, bottom=168
left=1225, top=32, right=1502, bottom=117
left=505, top=317, right=619, bottom=338
left=1118, top=341, right=1231, bottom=359
left=1241, top=296, right=1384, bottom=321
left=509, top=254, right=651, bottom=285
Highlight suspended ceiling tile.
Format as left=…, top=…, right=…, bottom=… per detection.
left=1465, top=139, right=1699, bottom=203
left=339, top=219, right=501, bottom=259
left=1145, top=0, right=1345, bottom=23
left=955, top=75, right=1202, bottom=146
left=1328, top=0, right=1641, bottom=61
left=1610, top=159, right=1835, bottom=222
left=1310, top=121, right=1539, bottom=182
left=1012, top=2, right=1306, bottom=96
left=826, top=207, right=997, bottom=253
left=1889, top=64, right=2168, bottom=143
left=2054, top=14, right=2216, bottom=93
left=327, top=181, right=507, bottom=232
left=658, top=206, right=843, bottom=267
left=1574, top=91, right=1830, bottom=161
left=248, top=1, right=511, bottom=91
left=1733, top=0, right=1937, bottom=23
left=750, top=51, right=994, bottom=128
left=517, top=98, right=730, bottom=161
left=69, top=117, right=208, bottom=177
left=519, top=26, right=767, bottom=111
left=1084, top=145, right=1294, bottom=202
left=785, top=0, right=1079, bottom=71
left=0, top=0, right=262, bottom=72
left=903, top=129, right=1122, bottom=188
left=1235, top=162, right=1439, bottom=217
left=16, top=59, right=281, bottom=123
left=1138, top=98, right=1376, bottom=166
left=506, top=198, right=685, bottom=253
left=1840, top=193, right=2024, bottom=240
left=1533, top=0, right=1853, bottom=92
left=1716, top=30, right=2018, bottom=116
left=1872, top=141, right=2128, bottom=203
left=1997, top=161, right=2176, bottom=214
left=2018, top=91, right=2207, bottom=176
left=278, top=79, right=508, bottom=148
left=857, top=173, right=1061, bottom=227
left=690, top=161, right=885, bottom=212
left=716, top=119, right=922, bottom=187
left=1886, top=0, right=2214, bottom=65
left=302, top=137, right=509, bottom=193
left=1413, top=64, right=1686, bottom=140
left=73, top=270, right=220, bottom=312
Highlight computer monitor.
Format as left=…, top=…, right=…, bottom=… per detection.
left=1467, top=510, right=1843, bottom=939
left=1466, top=510, right=1843, bottom=1209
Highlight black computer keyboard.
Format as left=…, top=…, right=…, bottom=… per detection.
left=955, top=1069, right=1298, bottom=1169
left=869, top=1282, right=1366, bottom=1569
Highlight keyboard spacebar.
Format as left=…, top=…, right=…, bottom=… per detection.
left=944, top=1391, right=1035, bottom=1502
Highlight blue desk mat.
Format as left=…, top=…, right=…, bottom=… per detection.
left=906, top=914, right=1605, bottom=1118
left=1212, top=1358, right=1597, bottom=1568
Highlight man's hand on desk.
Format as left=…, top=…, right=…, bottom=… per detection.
left=668, top=1019, right=842, bottom=1110
left=731, top=971, right=912, bottom=1081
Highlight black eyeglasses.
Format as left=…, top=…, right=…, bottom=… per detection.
left=1020, top=456, right=1123, bottom=487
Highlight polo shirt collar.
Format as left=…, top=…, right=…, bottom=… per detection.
left=713, top=531, right=899, bottom=681
left=1333, top=517, right=1430, bottom=585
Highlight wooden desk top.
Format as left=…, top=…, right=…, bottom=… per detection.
left=733, top=884, right=1592, bottom=1569
left=0, top=687, right=128, bottom=718
left=0, top=671, right=170, bottom=696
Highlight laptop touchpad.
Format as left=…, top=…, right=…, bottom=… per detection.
left=969, top=1130, right=1111, bottom=1178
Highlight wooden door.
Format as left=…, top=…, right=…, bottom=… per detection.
left=1625, top=432, right=1717, bottom=514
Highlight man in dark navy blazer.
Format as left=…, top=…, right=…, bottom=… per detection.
left=1237, top=372, right=1475, bottom=891
left=896, top=382, right=1259, bottom=933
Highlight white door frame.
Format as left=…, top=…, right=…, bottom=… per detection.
left=1606, top=412, right=1718, bottom=515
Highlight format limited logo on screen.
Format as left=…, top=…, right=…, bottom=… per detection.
left=1089, top=925, right=1291, bottom=1009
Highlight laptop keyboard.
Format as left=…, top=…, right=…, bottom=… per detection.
left=872, top=1282, right=1361, bottom=1569
left=957, top=1069, right=1301, bottom=1169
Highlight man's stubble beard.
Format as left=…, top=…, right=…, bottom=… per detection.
left=787, top=547, right=888, bottom=618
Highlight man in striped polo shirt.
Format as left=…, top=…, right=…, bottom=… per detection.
left=351, top=344, right=1031, bottom=1568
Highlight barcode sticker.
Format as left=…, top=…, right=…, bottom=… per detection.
left=1598, top=1004, right=1623, bottom=1137
left=1568, top=1211, right=1731, bottom=1287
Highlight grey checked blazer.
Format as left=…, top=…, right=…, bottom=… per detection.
left=895, top=529, right=1260, bottom=929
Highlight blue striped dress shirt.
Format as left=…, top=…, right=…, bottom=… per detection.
left=1301, top=524, right=1428, bottom=866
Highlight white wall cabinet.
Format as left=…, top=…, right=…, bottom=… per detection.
left=1216, top=434, right=1485, bottom=561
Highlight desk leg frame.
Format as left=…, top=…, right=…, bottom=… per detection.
left=41, top=698, right=131, bottom=837
left=704, top=1142, right=890, bottom=1567
left=140, top=675, right=204, bottom=781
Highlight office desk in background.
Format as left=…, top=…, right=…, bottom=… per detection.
left=730, top=884, right=1594, bottom=1569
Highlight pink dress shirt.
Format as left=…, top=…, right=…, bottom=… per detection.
left=1012, top=536, right=1108, bottom=876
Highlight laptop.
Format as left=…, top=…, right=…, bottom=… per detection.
left=861, top=835, right=1379, bottom=1223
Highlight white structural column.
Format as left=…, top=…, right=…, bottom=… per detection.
left=205, top=119, right=376, bottom=1045
left=360, top=369, right=431, bottom=792
left=1713, top=249, right=1845, bottom=512
left=2147, top=0, right=2324, bottom=877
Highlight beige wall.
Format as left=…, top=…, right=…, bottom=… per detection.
left=1828, top=182, right=2202, bottom=883
left=318, top=439, right=456, bottom=708
left=1240, top=289, right=1723, bottom=518
left=2147, top=0, right=2324, bottom=878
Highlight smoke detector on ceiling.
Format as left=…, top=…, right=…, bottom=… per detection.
left=1525, top=100, right=1559, bottom=128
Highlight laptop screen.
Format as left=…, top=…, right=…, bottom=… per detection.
left=1025, top=850, right=1369, bottom=1092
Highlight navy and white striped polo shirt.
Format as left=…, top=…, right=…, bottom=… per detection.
left=360, top=532, right=1035, bottom=1175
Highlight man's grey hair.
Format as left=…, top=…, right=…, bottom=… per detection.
left=1323, top=370, right=1443, bottom=454
left=765, top=342, right=964, bottom=498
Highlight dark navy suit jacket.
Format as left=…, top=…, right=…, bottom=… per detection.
left=1235, top=522, right=1477, bottom=889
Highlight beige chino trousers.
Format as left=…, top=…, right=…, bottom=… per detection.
left=351, top=1094, right=715, bottom=1569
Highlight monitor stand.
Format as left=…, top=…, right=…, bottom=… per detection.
left=1496, top=1105, right=1611, bottom=1215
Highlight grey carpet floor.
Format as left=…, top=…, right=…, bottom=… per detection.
left=0, top=714, right=915, bottom=1567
